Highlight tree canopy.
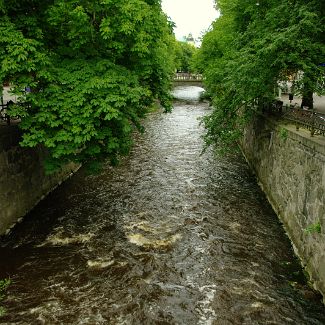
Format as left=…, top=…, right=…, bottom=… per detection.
left=174, top=40, right=197, bottom=73
left=197, top=0, right=325, bottom=151
left=0, top=0, right=176, bottom=172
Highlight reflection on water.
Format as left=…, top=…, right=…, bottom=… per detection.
left=0, top=87, right=324, bottom=324
left=172, top=85, right=204, bottom=101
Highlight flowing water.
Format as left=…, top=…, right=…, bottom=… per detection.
left=0, top=85, right=324, bottom=324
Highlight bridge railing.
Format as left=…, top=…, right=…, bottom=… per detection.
left=174, top=73, right=203, bottom=81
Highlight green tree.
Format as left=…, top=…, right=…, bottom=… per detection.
left=0, top=278, right=10, bottom=317
left=0, top=0, right=176, bottom=172
left=174, top=41, right=197, bottom=73
left=199, top=0, right=325, bottom=151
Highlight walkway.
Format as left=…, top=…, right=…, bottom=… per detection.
left=281, top=94, right=325, bottom=114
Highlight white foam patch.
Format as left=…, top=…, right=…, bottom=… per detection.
left=38, top=227, right=95, bottom=246
left=251, top=302, right=264, bottom=308
left=127, top=233, right=181, bottom=249
left=229, top=222, right=241, bottom=231
left=197, top=285, right=217, bottom=325
left=87, top=259, right=115, bottom=269
left=124, top=215, right=182, bottom=249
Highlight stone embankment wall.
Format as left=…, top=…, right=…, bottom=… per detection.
left=0, top=125, right=79, bottom=235
left=241, top=116, right=325, bottom=303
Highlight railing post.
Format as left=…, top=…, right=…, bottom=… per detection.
left=296, top=108, right=300, bottom=131
left=310, top=107, right=315, bottom=137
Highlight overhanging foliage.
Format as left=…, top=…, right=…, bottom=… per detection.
left=0, top=0, right=176, bottom=172
left=196, top=0, right=325, bottom=151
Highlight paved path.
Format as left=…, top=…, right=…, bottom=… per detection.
left=1, top=87, right=18, bottom=104
left=281, top=94, right=325, bottom=114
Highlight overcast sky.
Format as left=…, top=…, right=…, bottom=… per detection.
left=161, top=0, right=219, bottom=42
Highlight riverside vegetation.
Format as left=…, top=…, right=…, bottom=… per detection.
left=194, top=0, right=324, bottom=152
left=0, top=279, right=10, bottom=317
left=0, top=0, right=177, bottom=173
left=0, top=1, right=324, bottom=167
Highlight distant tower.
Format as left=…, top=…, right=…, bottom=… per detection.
left=185, top=33, right=195, bottom=46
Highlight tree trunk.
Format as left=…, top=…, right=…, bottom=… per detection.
left=301, top=90, right=313, bottom=109
left=300, top=71, right=314, bottom=110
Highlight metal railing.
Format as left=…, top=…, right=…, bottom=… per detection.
left=258, top=101, right=325, bottom=137
left=0, top=101, right=20, bottom=125
left=0, top=102, right=12, bottom=125
left=282, top=106, right=325, bottom=136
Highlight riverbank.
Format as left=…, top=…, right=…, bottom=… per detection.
left=0, top=125, right=79, bottom=236
left=241, top=116, right=325, bottom=304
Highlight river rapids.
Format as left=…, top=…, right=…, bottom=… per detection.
left=0, top=85, right=324, bottom=324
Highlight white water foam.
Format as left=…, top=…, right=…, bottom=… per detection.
left=197, top=285, right=217, bottom=325
left=87, top=259, right=115, bottom=269
left=38, top=227, right=95, bottom=246
left=127, top=233, right=182, bottom=249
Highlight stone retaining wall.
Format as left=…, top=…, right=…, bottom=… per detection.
left=241, top=116, right=325, bottom=303
left=0, top=125, right=79, bottom=235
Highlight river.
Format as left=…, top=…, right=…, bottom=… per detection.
left=0, top=85, right=324, bottom=324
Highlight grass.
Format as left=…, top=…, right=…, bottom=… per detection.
left=0, top=278, right=11, bottom=317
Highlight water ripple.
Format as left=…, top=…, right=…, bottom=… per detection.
left=0, top=88, right=324, bottom=324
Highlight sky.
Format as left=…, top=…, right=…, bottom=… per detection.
left=161, top=0, right=219, bottom=43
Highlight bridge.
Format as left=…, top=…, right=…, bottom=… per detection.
left=174, top=73, right=203, bottom=81
left=173, top=73, right=204, bottom=87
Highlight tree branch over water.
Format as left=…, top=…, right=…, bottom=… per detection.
left=195, top=0, right=325, bottom=151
